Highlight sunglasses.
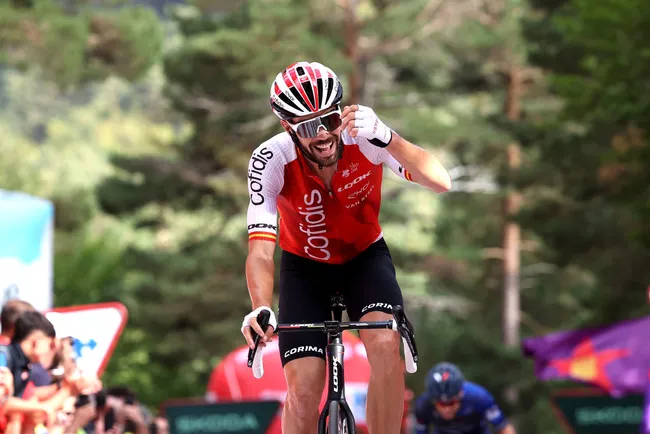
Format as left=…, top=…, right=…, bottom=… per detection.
left=434, top=398, right=460, bottom=407
left=287, top=108, right=342, bottom=139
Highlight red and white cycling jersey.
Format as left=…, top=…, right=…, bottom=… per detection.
left=247, top=131, right=414, bottom=264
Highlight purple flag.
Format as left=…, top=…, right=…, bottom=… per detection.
left=522, top=315, right=650, bottom=396
left=644, top=379, right=650, bottom=434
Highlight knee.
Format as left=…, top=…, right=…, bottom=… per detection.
left=286, top=380, right=322, bottom=417
left=285, top=362, right=324, bottom=417
left=362, top=330, right=401, bottom=369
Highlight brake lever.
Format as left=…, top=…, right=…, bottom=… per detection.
left=403, top=329, right=419, bottom=363
left=392, top=305, right=419, bottom=363
left=247, top=309, right=270, bottom=368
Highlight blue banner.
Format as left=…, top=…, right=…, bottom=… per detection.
left=0, top=190, right=53, bottom=312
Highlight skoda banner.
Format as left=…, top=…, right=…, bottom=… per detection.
left=164, top=400, right=281, bottom=434
left=0, top=190, right=54, bottom=313
left=551, top=388, right=645, bottom=434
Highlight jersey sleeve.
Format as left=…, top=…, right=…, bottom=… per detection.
left=479, top=392, right=508, bottom=430
left=355, top=136, right=414, bottom=182
left=246, top=144, right=284, bottom=243
left=413, top=394, right=432, bottom=434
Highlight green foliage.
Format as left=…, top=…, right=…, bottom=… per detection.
left=514, top=0, right=650, bottom=328
left=0, top=0, right=163, bottom=87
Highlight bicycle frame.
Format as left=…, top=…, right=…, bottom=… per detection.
left=247, top=295, right=418, bottom=434
left=319, top=293, right=355, bottom=432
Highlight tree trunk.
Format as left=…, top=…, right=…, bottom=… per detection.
left=503, top=67, right=522, bottom=410
left=344, top=0, right=360, bottom=104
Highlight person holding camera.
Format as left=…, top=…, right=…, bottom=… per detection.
left=0, top=312, right=63, bottom=422
left=0, top=311, right=99, bottom=434
left=64, top=387, right=149, bottom=434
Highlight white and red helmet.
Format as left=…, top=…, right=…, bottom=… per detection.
left=270, top=61, right=344, bottom=120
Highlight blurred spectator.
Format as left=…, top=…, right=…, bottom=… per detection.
left=0, top=301, right=41, bottom=434
left=0, top=310, right=103, bottom=434
left=50, top=338, right=78, bottom=381
left=26, top=318, right=102, bottom=434
left=0, top=368, right=14, bottom=403
left=105, top=386, right=150, bottom=434
left=0, top=311, right=62, bottom=434
left=65, top=386, right=150, bottom=434
left=0, top=301, right=51, bottom=389
left=49, top=396, right=77, bottom=434
left=0, top=301, right=36, bottom=345
left=47, top=338, right=102, bottom=402
left=3, top=311, right=56, bottom=399
left=149, top=417, right=168, bottom=434
left=0, top=303, right=138, bottom=434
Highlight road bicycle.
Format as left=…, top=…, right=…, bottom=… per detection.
left=247, top=294, right=419, bottom=434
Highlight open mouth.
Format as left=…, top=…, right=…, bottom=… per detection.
left=313, top=139, right=336, bottom=158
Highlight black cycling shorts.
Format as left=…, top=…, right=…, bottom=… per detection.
left=278, top=237, right=404, bottom=367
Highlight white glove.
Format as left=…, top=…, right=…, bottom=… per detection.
left=241, top=306, right=277, bottom=337
left=343, top=104, right=393, bottom=148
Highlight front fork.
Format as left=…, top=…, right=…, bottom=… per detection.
left=317, top=332, right=357, bottom=433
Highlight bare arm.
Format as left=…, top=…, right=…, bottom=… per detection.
left=243, top=240, right=277, bottom=348
left=385, top=133, right=451, bottom=193
left=244, top=142, right=283, bottom=347
left=37, top=384, right=72, bottom=411
left=32, top=384, right=58, bottom=401
left=4, top=397, right=49, bottom=414
left=3, top=393, right=65, bottom=424
left=246, top=240, right=276, bottom=310
left=121, top=402, right=149, bottom=434
left=340, top=104, right=451, bottom=193
left=63, top=404, right=96, bottom=434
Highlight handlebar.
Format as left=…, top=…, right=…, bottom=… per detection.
left=246, top=305, right=419, bottom=378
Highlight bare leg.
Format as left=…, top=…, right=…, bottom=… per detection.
left=282, top=357, right=327, bottom=434
left=359, top=311, right=405, bottom=434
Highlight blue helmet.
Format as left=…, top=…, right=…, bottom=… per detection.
left=426, top=362, right=464, bottom=401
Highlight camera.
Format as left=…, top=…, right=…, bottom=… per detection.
left=74, top=389, right=107, bottom=410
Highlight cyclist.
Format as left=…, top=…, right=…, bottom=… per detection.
left=413, top=362, right=517, bottom=434
left=241, top=61, right=451, bottom=434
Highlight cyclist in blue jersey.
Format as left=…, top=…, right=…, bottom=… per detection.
left=413, top=362, right=517, bottom=434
